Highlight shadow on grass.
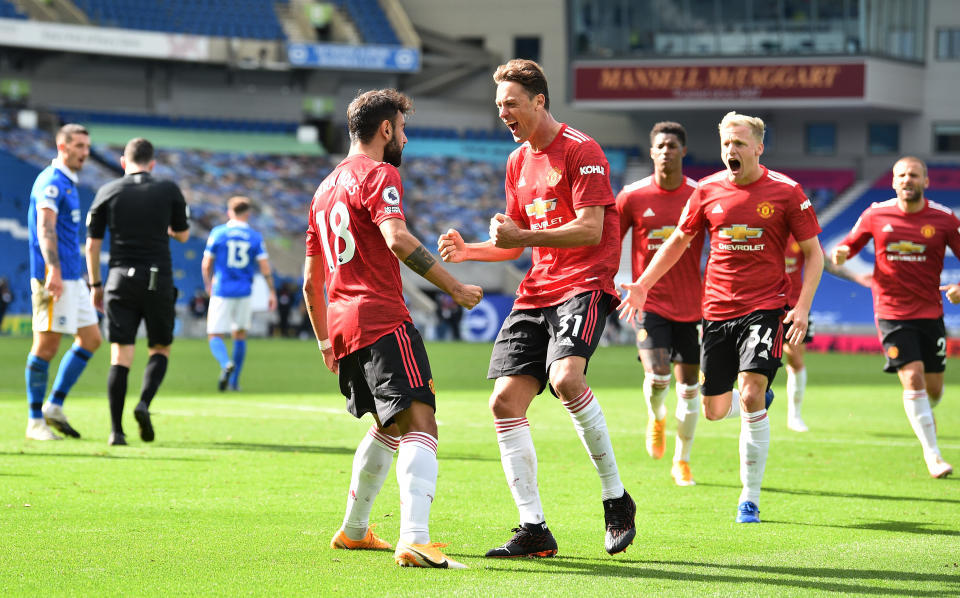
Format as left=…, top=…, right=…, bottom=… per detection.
left=802, top=519, right=960, bottom=537
left=164, top=441, right=356, bottom=455
left=480, top=557, right=959, bottom=595
left=0, top=451, right=208, bottom=462
left=697, top=483, right=960, bottom=505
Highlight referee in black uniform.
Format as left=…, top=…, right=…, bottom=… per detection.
left=85, top=137, right=190, bottom=446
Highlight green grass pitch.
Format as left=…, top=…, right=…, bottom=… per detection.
left=1, top=336, right=958, bottom=596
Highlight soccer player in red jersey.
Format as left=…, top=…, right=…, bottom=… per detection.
left=783, top=236, right=870, bottom=433
left=833, top=156, right=959, bottom=479
left=302, top=89, right=483, bottom=568
left=616, top=121, right=703, bottom=486
left=438, top=59, right=635, bottom=557
left=620, top=111, right=824, bottom=523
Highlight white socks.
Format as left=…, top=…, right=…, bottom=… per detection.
left=396, top=432, right=438, bottom=545
left=342, top=426, right=399, bottom=540
left=903, top=389, right=940, bottom=459
left=494, top=417, right=544, bottom=525
left=738, top=409, right=770, bottom=506
left=787, top=367, right=807, bottom=420
left=721, top=389, right=742, bottom=420
left=643, top=373, right=671, bottom=420
left=562, top=387, right=624, bottom=500
left=674, top=382, right=700, bottom=462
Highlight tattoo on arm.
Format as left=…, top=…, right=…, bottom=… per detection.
left=403, top=245, right=437, bottom=276
left=40, top=219, right=60, bottom=268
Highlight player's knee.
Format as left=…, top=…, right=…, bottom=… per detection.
left=489, top=391, right=516, bottom=418
left=80, top=335, right=102, bottom=353
left=551, top=375, right=586, bottom=403
left=644, top=372, right=671, bottom=390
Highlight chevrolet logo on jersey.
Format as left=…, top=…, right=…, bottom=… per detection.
left=887, top=240, right=925, bottom=254
left=718, top=225, right=763, bottom=242
left=648, top=226, right=675, bottom=240
left=717, top=224, right=764, bottom=251
left=525, top=198, right=558, bottom=219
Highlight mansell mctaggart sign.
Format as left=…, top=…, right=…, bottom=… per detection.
left=574, top=63, right=865, bottom=101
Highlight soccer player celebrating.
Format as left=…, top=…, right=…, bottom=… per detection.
left=783, top=236, right=871, bottom=432
left=202, top=196, right=277, bottom=391
left=833, top=156, right=957, bottom=479
left=303, top=89, right=482, bottom=568
left=25, top=124, right=102, bottom=440
left=616, top=121, right=703, bottom=486
left=620, top=111, right=824, bottom=523
left=438, top=59, right=636, bottom=557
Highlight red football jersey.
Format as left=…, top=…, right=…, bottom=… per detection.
left=678, top=167, right=821, bottom=320
left=784, top=235, right=804, bottom=307
left=505, top=124, right=621, bottom=309
left=305, top=154, right=410, bottom=358
left=616, top=175, right=703, bottom=322
left=840, top=198, right=960, bottom=320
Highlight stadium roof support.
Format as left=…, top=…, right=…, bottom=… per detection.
left=401, top=27, right=500, bottom=97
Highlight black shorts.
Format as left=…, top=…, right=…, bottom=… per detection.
left=877, top=318, right=947, bottom=374
left=338, top=321, right=436, bottom=427
left=104, top=266, right=177, bottom=346
left=488, top=290, right=614, bottom=395
left=700, top=308, right=785, bottom=396
left=635, top=311, right=700, bottom=365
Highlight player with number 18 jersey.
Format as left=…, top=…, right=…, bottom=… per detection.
left=305, top=153, right=410, bottom=359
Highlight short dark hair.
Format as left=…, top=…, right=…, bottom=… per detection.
left=56, top=123, right=89, bottom=145
left=228, top=195, right=252, bottom=215
left=347, top=89, right=414, bottom=144
left=650, top=121, right=687, bottom=147
left=895, top=155, right=928, bottom=178
left=493, top=59, right=550, bottom=111
left=124, top=137, right=154, bottom=166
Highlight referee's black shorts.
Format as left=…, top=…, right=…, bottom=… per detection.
left=105, top=266, right=177, bottom=346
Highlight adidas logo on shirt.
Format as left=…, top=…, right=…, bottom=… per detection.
left=643, top=208, right=655, bottom=217
left=882, top=224, right=894, bottom=232
left=712, top=205, right=724, bottom=214
left=518, top=176, right=526, bottom=187
left=557, top=337, right=575, bottom=347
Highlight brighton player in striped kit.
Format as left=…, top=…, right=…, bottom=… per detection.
left=439, top=59, right=635, bottom=557
left=621, top=111, right=824, bottom=524
left=25, top=124, right=101, bottom=440
left=303, top=88, right=482, bottom=568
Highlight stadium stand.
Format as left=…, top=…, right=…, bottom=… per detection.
left=57, top=110, right=299, bottom=134
left=813, top=166, right=960, bottom=329
left=328, top=0, right=401, bottom=45
left=0, top=0, right=27, bottom=19
left=72, top=0, right=287, bottom=40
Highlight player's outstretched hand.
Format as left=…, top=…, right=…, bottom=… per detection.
left=489, top=213, right=523, bottom=249
left=832, top=244, right=850, bottom=266
left=617, top=280, right=648, bottom=322
left=783, top=308, right=809, bottom=346
left=453, top=283, right=483, bottom=310
left=438, top=228, right=466, bottom=263
left=321, top=346, right=339, bottom=374
left=940, top=284, right=960, bottom=304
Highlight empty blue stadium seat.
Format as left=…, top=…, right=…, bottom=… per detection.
left=73, top=0, right=287, bottom=40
